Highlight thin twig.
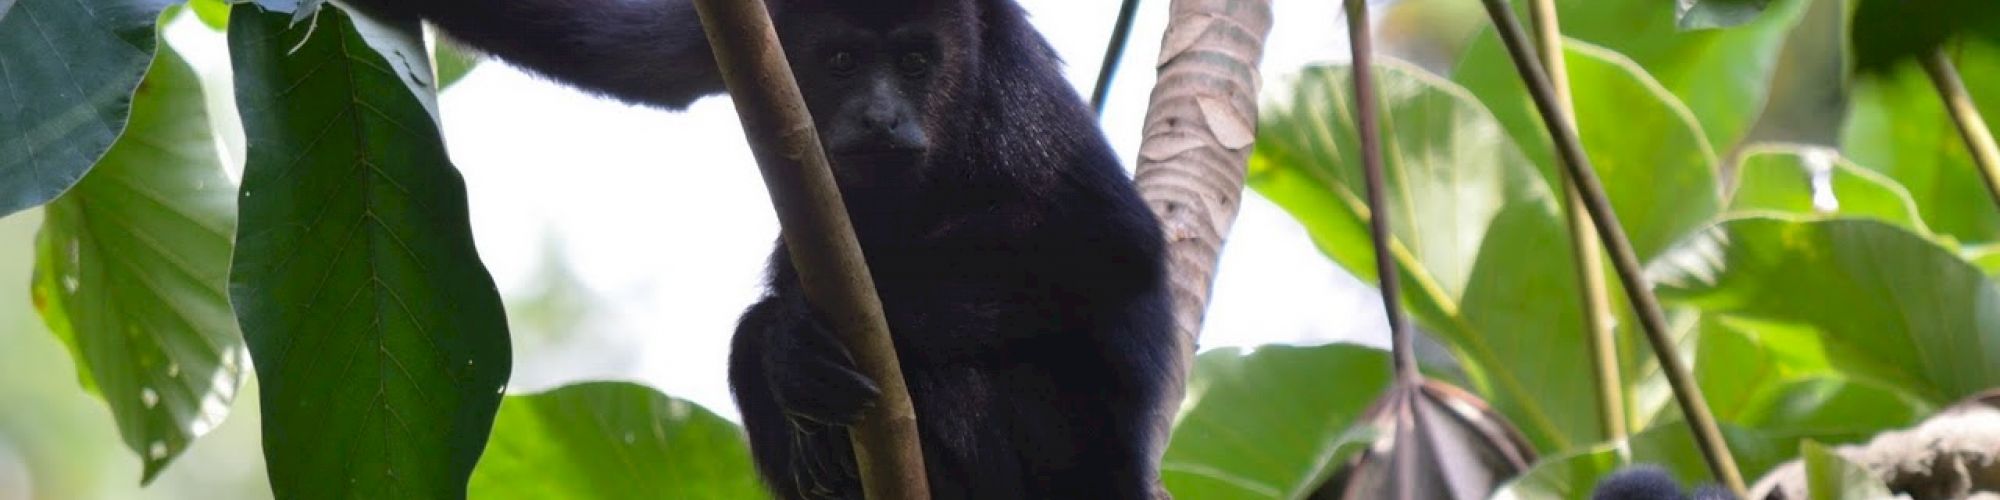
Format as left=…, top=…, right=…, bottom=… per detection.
left=1091, top=0, right=1143, bottom=115
left=1528, top=0, right=1628, bottom=450
left=1922, top=48, right=2000, bottom=213
left=1343, top=0, right=1416, bottom=383
left=687, top=2, right=930, bottom=499
left=1476, top=0, right=1745, bottom=494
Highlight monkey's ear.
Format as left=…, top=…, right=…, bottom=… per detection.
left=1592, top=466, right=1692, bottom=500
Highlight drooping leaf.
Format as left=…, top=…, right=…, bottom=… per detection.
left=228, top=4, right=510, bottom=497
left=1454, top=39, right=1721, bottom=261
left=1842, top=40, right=2000, bottom=244
left=1677, top=0, right=1775, bottom=30
left=1254, top=60, right=1604, bottom=452
left=1727, top=146, right=1927, bottom=232
left=468, top=382, right=768, bottom=499
left=1161, top=344, right=1392, bottom=500
left=0, top=0, right=174, bottom=217
left=29, top=38, right=242, bottom=484
left=1801, top=441, right=1893, bottom=500
left=1653, top=217, right=2000, bottom=403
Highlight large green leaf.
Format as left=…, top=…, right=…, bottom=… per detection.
left=1492, top=422, right=1797, bottom=499
left=1252, top=61, right=1598, bottom=452
left=28, top=38, right=242, bottom=484
left=1161, top=344, right=1392, bottom=500
left=1801, top=441, right=1892, bottom=499
left=1490, top=0, right=1807, bottom=153
left=228, top=4, right=510, bottom=498
left=1454, top=39, right=1720, bottom=260
left=1727, top=147, right=1926, bottom=232
left=1841, top=41, right=2000, bottom=244
left=1653, top=218, right=2000, bottom=403
left=468, top=382, right=767, bottom=499
left=0, top=0, right=175, bottom=217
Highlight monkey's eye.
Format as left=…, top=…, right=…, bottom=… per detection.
left=899, top=52, right=930, bottom=77
left=828, top=51, right=858, bottom=76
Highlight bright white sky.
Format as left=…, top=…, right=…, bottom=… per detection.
left=165, top=0, right=1389, bottom=421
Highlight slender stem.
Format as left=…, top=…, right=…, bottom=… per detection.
left=1528, top=0, right=1628, bottom=449
left=1476, top=0, right=1745, bottom=494
left=1922, top=49, right=2000, bottom=212
left=687, top=2, right=930, bottom=499
left=1344, top=0, right=1417, bottom=384
left=1091, top=0, right=1143, bottom=115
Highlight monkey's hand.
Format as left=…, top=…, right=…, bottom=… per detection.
left=764, top=308, right=882, bottom=427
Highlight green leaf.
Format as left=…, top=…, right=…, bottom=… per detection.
left=1842, top=41, right=2000, bottom=244
left=29, top=38, right=243, bottom=484
left=467, top=382, right=768, bottom=499
left=1454, top=39, right=1721, bottom=260
left=228, top=4, right=511, bottom=498
left=1488, top=444, right=1622, bottom=500
left=1728, top=146, right=1927, bottom=232
left=1968, top=244, right=2000, bottom=275
left=190, top=0, right=231, bottom=30
left=1161, top=344, right=1392, bottom=500
left=0, top=0, right=174, bottom=217
left=1479, top=0, right=1809, bottom=153
left=432, top=39, right=479, bottom=90
left=1801, top=441, right=1892, bottom=500
left=1653, top=218, right=2000, bottom=403
left=1255, top=60, right=1609, bottom=452
left=1678, top=0, right=1776, bottom=30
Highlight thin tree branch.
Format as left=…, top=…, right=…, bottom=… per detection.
left=686, top=2, right=930, bottom=499
left=1091, top=0, right=1143, bottom=115
left=1476, top=0, right=1745, bottom=494
left=1922, top=48, right=2000, bottom=213
left=1528, top=0, right=1628, bottom=450
left=1132, top=0, right=1272, bottom=494
left=1342, top=0, right=1416, bottom=384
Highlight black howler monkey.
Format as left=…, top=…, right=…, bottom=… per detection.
left=333, top=0, right=1176, bottom=498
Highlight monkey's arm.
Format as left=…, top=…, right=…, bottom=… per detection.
left=338, top=0, right=730, bottom=109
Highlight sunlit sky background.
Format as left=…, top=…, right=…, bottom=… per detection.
left=158, top=0, right=1389, bottom=422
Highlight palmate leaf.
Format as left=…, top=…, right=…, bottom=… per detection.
left=468, top=382, right=769, bottom=499
left=1251, top=60, right=1599, bottom=453
left=228, top=3, right=510, bottom=498
left=30, top=37, right=243, bottom=483
left=0, top=0, right=174, bottom=217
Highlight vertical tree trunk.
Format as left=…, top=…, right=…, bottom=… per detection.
left=1132, top=1, right=1273, bottom=493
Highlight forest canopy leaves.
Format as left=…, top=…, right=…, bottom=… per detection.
left=1161, top=344, right=1391, bottom=500
left=1251, top=61, right=1601, bottom=452
left=227, top=4, right=510, bottom=497
left=468, top=382, right=767, bottom=499
left=1652, top=218, right=2000, bottom=404
left=1842, top=40, right=2000, bottom=244
left=30, top=39, right=242, bottom=484
left=1454, top=40, right=1721, bottom=261
left=0, top=0, right=173, bottom=217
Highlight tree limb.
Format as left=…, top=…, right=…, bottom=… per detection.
left=686, top=2, right=930, bottom=499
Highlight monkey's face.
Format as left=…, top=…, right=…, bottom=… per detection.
left=781, top=2, right=973, bottom=191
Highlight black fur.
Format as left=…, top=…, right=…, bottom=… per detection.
left=1593, top=466, right=1737, bottom=500
left=335, top=0, right=1175, bottom=498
